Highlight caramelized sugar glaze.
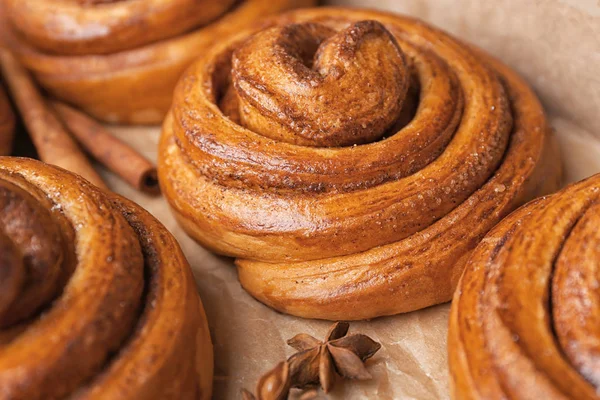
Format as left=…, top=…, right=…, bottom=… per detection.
left=0, top=157, right=212, bottom=400
left=159, top=8, right=562, bottom=320
left=449, top=173, right=600, bottom=400
left=1, top=0, right=316, bottom=124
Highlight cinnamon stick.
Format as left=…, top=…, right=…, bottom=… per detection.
left=51, top=101, right=160, bottom=195
left=0, top=81, right=15, bottom=156
left=0, top=49, right=107, bottom=189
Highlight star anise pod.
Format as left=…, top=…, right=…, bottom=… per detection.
left=286, top=322, right=381, bottom=393
left=242, top=361, right=291, bottom=400
left=242, top=322, right=381, bottom=399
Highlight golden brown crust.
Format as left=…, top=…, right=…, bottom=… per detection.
left=158, top=7, right=562, bottom=320
left=1, top=0, right=317, bottom=124
left=448, top=173, right=600, bottom=400
left=0, top=157, right=213, bottom=400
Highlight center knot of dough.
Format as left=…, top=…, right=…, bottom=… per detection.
left=232, top=20, right=410, bottom=147
left=0, top=179, right=69, bottom=328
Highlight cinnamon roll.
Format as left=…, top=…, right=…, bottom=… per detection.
left=449, top=173, right=600, bottom=400
left=1, top=0, right=316, bottom=124
left=158, top=7, right=562, bottom=320
left=0, top=157, right=212, bottom=400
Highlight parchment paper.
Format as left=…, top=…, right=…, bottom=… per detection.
left=98, top=1, right=599, bottom=398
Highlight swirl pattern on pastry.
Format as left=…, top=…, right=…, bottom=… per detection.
left=449, top=173, right=600, bottom=400
left=0, top=157, right=212, bottom=400
left=1, top=0, right=316, bottom=124
left=158, top=7, right=562, bottom=320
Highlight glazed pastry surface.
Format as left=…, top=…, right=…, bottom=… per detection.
left=159, top=7, right=562, bottom=320
left=0, top=157, right=213, bottom=400
left=448, top=173, right=600, bottom=400
left=1, top=0, right=316, bottom=124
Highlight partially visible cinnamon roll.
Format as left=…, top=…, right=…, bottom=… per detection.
left=158, top=7, right=561, bottom=320
left=1, top=0, right=316, bottom=124
left=0, top=83, right=14, bottom=155
left=0, top=157, right=212, bottom=400
left=449, top=173, right=600, bottom=400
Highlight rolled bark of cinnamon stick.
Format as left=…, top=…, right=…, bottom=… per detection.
left=0, top=82, right=14, bottom=156
left=0, top=49, right=107, bottom=189
left=51, top=101, right=160, bottom=195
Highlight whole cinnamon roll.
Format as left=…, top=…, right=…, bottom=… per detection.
left=158, top=7, right=562, bottom=320
left=449, top=173, right=600, bottom=400
left=1, top=0, right=316, bottom=124
left=0, top=157, right=212, bottom=400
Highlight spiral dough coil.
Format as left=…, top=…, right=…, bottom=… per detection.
left=158, top=7, right=562, bottom=320
left=0, top=157, right=213, bottom=400
left=449, top=173, right=600, bottom=400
